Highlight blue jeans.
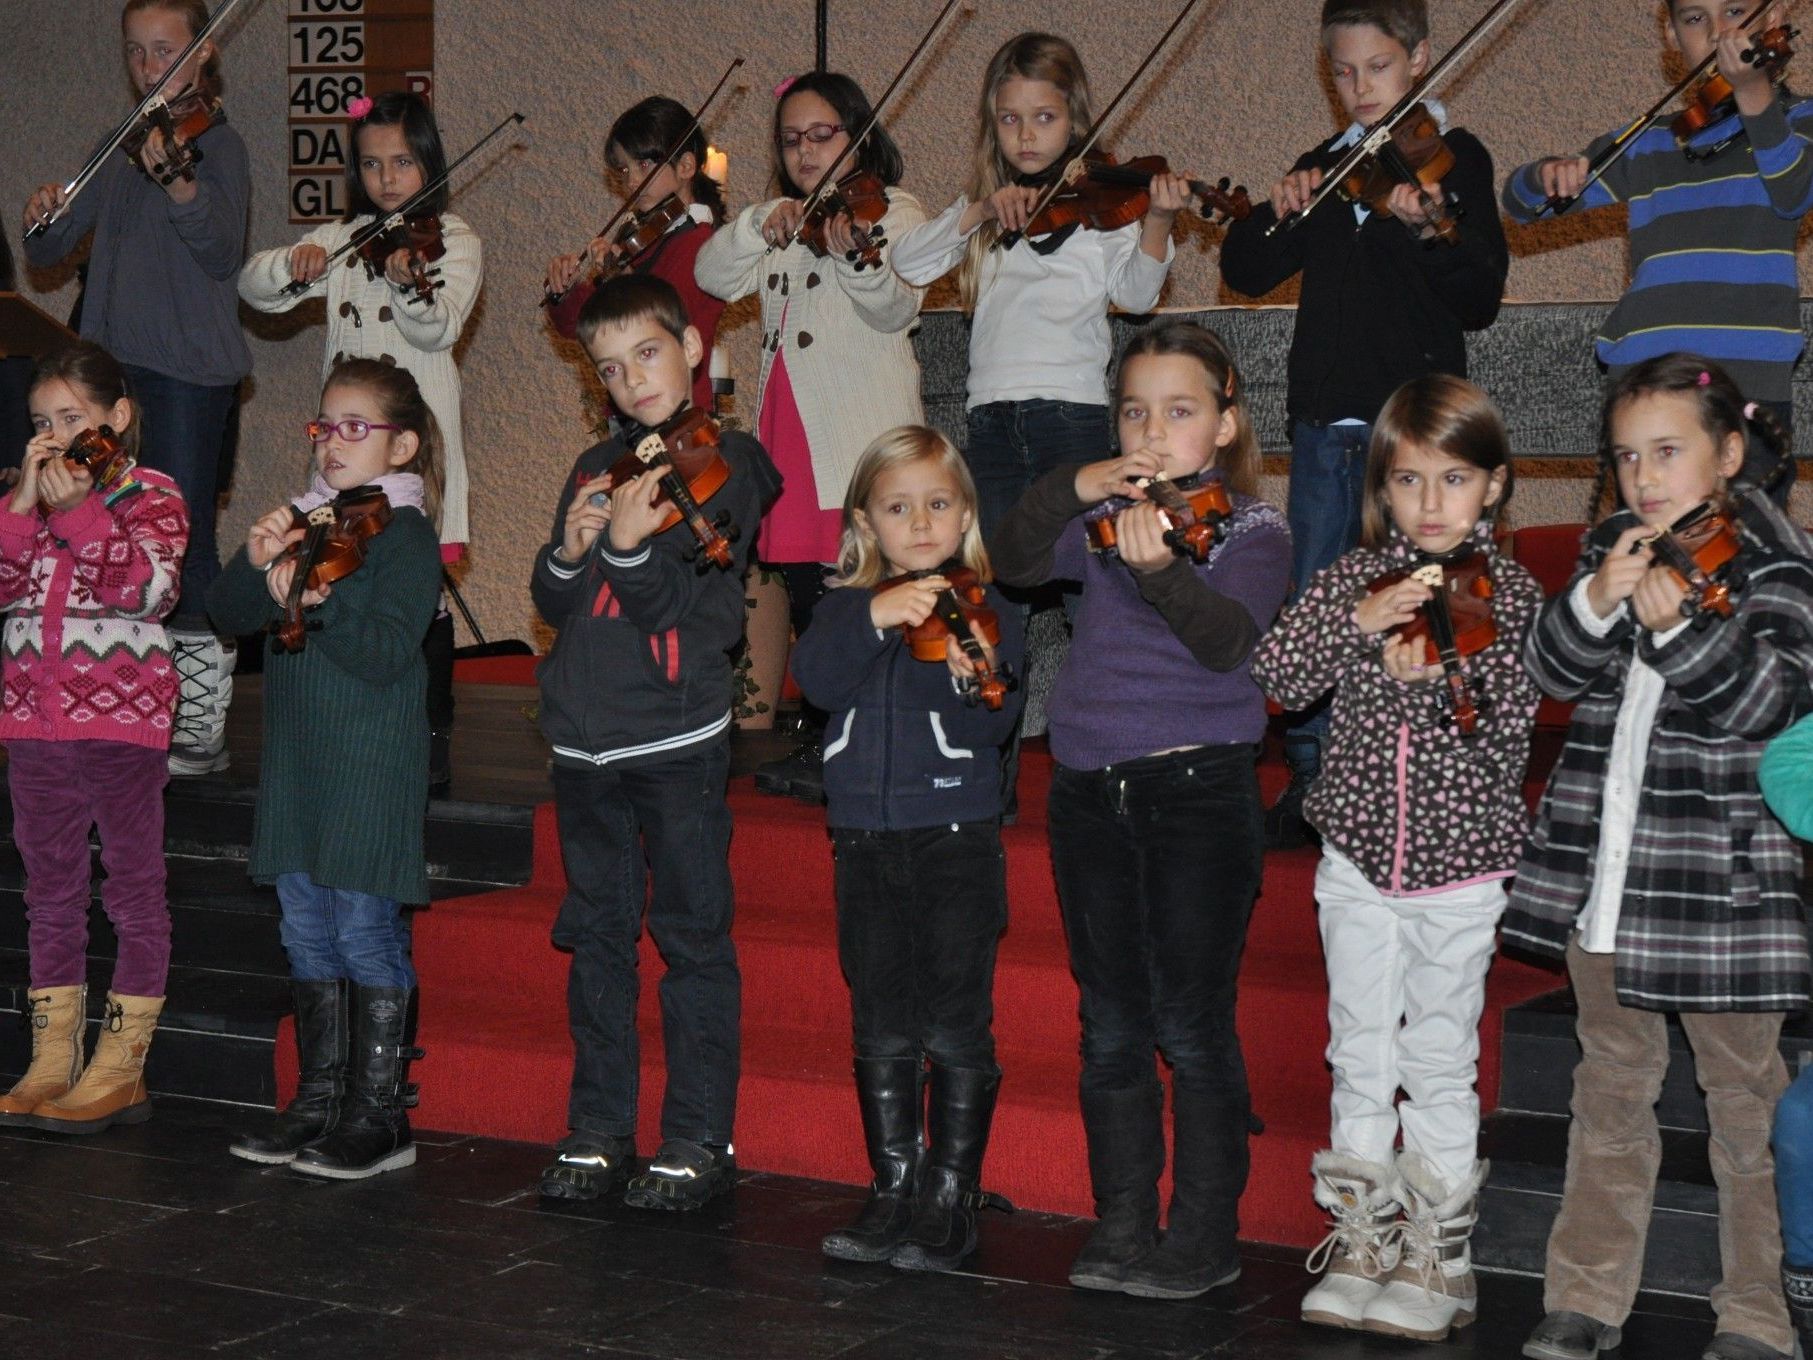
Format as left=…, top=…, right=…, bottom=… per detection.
left=549, top=743, right=739, bottom=1145
left=1283, top=419, right=1373, bottom=760
left=1776, top=1062, right=1813, bottom=1266
left=122, top=365, right=237, bottom=629
left=275, top=873, right=415, bottom=989
left=966, top=399, right=1113, bottom=541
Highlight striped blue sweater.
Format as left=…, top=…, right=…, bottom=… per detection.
left=1503, top=95, right=1813, bottom=401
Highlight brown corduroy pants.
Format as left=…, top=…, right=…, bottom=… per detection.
left=1542, top=937, right=1791, bottom=1353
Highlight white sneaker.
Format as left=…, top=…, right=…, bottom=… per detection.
left=1360, top=1153, right=1488, bottom=1342
left=1301, top=1150, right=1401, bottom=1329
left=168, top=630, right=234, bottom=776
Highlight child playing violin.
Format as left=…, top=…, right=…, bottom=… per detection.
left=789, top=425, right=1024, bottom=1273
left=1220, top=0, right=1508, bottom=851
left=991, top=321, right=1290, bottom=1300
left=211, top=358, right=442, bottom=1180
left=0, top=342, right=188, bottom=1135
left=1503, top=0, right=1808, bottom=508
left=694, top=70, right=928, bottom=805
left=1504, top=355, right=1813, bottom=1360
left=240, top=91, right=481, bottom=795
left=531, top=273, right=779, bottom=1211
left=1252, top=375, right=1541, bottom=1342
left=544, top=95, right=726, bottom=415
left=23, top=0, right=252, bottom=779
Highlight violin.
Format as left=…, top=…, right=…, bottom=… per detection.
left=1639, top=500, right=1745, bottom=619
left=62, top=426, right=134, bottom=491
left=356, top=215, right=446, bottom=305
left=119, top=89, right=224, bottom=187
left=1368, top=550, right=1498, bottom=738
left=794, top=171, right=892, bottom=271
left=604, top=408, right=738, bottom=571
left=1332, top=103, right=1459, bottom=244
left=1086, top=474, right=1234, bottom=564
left=878, top=563, right=1016, bottom=711
left=1003, top=153, right=1251, bottom=249
left=1672, top=24, right=1796, bottom=153
left=545, top=195, right=691, bottom=306
left=270, top=487, right=393, bottom=654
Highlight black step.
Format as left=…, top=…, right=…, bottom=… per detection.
left=1475, top=1109, right=1725, bottom=1298
left=1497, top=989, right=1813, bottom=1129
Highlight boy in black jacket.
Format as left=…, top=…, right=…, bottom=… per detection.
left=1219, top=0, right=1508, bottom=845
left=531, top=274, right=779, bottom=1209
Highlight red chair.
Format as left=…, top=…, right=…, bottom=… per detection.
left=1510, top=524, right=1588, bottom=730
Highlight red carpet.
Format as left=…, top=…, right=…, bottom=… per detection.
left=279, top=746, right=1562, bottom=1248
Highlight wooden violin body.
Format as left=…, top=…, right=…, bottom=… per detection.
left=270, top=486, right=393, bottom=654
left=1005, top=153, right=1250, bottom=248
left=358, top=214, right=447, bottom=304
left=796, top=171, right=892, bottom=271
left=878, top=564, right=1015, bottom=710
left=1369, top=550, right=1498, bottom=737
left=1673, top=25, right=1795, bottom=151
left=606, top=408, right=738, bottom=571
left=1086, top=475, right=1234, bottom=564
left=545, top=195, right=691, bottom=306
left=62, top=426, right=134, bottom=490
left=120, top=90, right=223, bottom=187
left=1334, top=103, right=1459, bottom=243
left=1641, top=500, right=1744, bottom=618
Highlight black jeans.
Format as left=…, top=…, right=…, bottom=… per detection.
left=550, top=742, right=739, bottom=1145
left=1048, top=745, right=1263, bottom=1101
left=832, top=821, right=1007, bottom=1071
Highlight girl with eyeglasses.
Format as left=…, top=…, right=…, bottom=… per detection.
left=208, top=358, right=443, bottom=1181
left=239, top=91, right=480, bottom=795
left=694, top=71, right=928, bottom=804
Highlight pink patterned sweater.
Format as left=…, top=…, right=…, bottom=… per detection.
left=0, top=469, right=190, bottom=751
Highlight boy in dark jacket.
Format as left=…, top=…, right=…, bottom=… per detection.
left=1219, top=0, right=1508, bottom=844
left=531, top=274, right=779, bottom=1209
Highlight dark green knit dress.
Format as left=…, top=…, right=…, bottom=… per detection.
left=208, top=507, right=441, bottom=904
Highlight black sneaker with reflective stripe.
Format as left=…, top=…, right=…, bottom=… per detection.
left=538, top=1134, right=636, bottom=1201
left=622, top=1138, right=736, bottom=1211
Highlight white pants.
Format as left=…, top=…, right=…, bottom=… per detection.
left=1316, top=845, right=1506, bottom=1187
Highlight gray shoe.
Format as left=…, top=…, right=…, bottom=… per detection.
left=1523, top=1310, right=1623, bottom=1360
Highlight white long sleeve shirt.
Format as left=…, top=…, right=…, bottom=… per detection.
left=889, top=196, right=1173, bottom=409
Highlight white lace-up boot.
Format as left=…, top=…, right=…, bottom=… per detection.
left=1301, top=1150, right=1402, bottom=1328
left=1360, top=1152, right=1488, bottom=1341
left=168, top=630, right=234, bottom=775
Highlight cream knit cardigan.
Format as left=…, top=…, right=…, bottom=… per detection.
left=237, top=212, right=481, bottom=546
left=694, top=187, right=927, bottom=511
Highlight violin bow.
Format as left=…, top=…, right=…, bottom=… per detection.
left=997, top=0, right=1211, bottom=251
left=26, top=0, right=248, bottom=239
left=282, top=110, right=527, bottom=297
left=1266, top=0, right=1529, bottom=236
left=771, top=0, right=965, bottom=253
left=543, top=56, right=745, bottom=306
left=1536, top=0, right=1786, bottom=218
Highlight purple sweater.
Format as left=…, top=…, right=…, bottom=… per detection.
left=990, top=468, right=1292, bottom=770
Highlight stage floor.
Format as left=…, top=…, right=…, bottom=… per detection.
left=0, top=1097, right=1718, bottom=1360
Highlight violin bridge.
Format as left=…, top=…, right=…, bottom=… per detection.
left=305, top=506, right=336, bottom=528
left=1409, top=562, right=1445, bottom=589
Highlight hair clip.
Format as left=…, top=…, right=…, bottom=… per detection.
left=347, top=95, right=374, bottom=121
left=1696, top=370, right=1712, bottom=387
left=773, top=75, right=799, bottom=100
left=1744, top=401, right=1759, bottom=420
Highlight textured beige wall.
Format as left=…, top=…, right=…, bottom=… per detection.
left=1, top=0, right=1800, bottom=643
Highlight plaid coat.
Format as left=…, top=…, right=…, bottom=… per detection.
left=1502, top=489, right=1813, bottom=1012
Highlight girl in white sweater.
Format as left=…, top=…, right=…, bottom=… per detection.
left=694, top=70, right=926, bottom=800
left=239, top=91, right=481, bottom=792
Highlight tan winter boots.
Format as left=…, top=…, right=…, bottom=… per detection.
left=25, top=992, right=164, bottom=1134
left=0, top=984, right=88, bottom=1123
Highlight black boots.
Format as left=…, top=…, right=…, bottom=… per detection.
left=1069, top=1082, right=1165, bottom=1290
left=230, top=979, right=348, bottom=1164
left=292, top=985, right=420, bottom=1180
left=822, top=1058, right=925, bottom=1262
left=892, top=1064, right=1008, bottom=1273
left=753, top=732, right=825, bottom=803
left=1119, top=1082, right=1247, bottom=1299
left=1785, top=1265, right=1813, bottom=1355
left=1264, top=735, right=1321, bottom=850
